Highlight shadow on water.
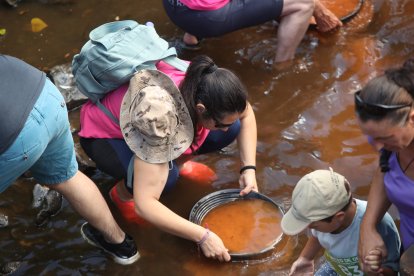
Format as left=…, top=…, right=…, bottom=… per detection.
left=1, top=0, right=414, bottom=274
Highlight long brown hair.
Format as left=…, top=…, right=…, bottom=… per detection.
left=180, top=55, right=247, bottom=141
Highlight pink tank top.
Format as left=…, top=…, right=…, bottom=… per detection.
left=78, top=61, right=209, bottom=155
left=180, top=0, right=229, bottom=10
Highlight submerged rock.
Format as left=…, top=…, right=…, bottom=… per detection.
left=35, top=190, right=63, bottom=226
left=4, top=0, right=21, bottom=7
left=32, top=184, right=49, bottom=208
left=48, top=64, right=96, bottom=172
left=48, top=63, right=87, bottom=110
left=0, top=261, right=21, bottom=274
left=32, top=184, right=63, bottom=226
left=0, top=214, right=8, bottom=228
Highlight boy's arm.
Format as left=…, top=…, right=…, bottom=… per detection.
left=290, top=235, right=322, bottom=275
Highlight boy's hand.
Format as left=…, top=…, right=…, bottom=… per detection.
left=359, top=227, right=387, bottom=273
left=289, top=256, right=314, bottom=276
left=364, top=248, right=384, bottom=274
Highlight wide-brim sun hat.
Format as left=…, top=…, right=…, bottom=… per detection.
left=120, top=69, right=193, bottom=164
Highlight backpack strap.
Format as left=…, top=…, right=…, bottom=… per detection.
left=96, top=100, right=119, bottom=125
left=127, top=155, right=135, bottom=190
left=163, top=55, right=189, bottom=72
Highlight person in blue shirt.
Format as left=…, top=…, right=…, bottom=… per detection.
left=0, top=55, right=138, bottom=265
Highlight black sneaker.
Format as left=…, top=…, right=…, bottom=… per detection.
left=80, top=222, right=140, bottom=265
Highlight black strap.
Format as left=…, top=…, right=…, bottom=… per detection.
left=96, top=100, right=119, bottom=125
left=240, top=165, right=256, bottom=174
left=126, top=155, right=135, bottom=189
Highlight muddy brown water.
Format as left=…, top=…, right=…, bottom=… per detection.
left=201, top=199, right=283, bottom=255
left=1, top=0, right=413, bottom=274
left=319, top=0, right=362, bottom=20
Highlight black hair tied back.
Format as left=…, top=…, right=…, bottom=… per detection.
left=379, top=149, right=392, bottom=173
left=204, top=64, right=218, bottom=74
left=385, top=58, right=414, bottom=98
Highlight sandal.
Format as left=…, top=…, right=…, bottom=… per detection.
left=168, top=38, right=203, bottom=52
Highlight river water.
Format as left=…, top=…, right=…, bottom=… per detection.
left=1, top=0, right=413, bottom=274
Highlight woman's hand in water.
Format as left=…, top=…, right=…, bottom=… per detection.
left=199, top=230, right=231, bottom=262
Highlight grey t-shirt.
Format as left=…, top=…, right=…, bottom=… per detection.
left=0, top=55, right=46, bottom=154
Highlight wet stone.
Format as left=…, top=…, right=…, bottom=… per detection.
left=32, top=184, right=49, bottom=208
left=48, top=63, right=87, bottom=110
left=35, top=190, right=63, bottom=226
left=32, top=184, right=63, bottom=226
left=0, top=261, right=21, bottom=275
left=4, top=0, right=21, bottom=7
left=0, top=214, right=8, bottom=228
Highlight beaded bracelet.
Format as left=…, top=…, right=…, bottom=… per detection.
left=197, top=229, right=210, bottom=247
left=240, top=165, right=256, bottom=174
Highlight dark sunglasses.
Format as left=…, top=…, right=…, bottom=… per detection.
left=214, top=120, right=234, bottom=128
left=354, top=90, right=411, bottom=116
left=214, top=119, right=234, bottom=128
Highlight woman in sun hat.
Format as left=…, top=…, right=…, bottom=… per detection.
left=78, top=55, right=257, bottom=261
left=355, top=58, right=414, bottom=273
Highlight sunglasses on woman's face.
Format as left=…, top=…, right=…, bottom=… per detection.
left=354, top=90, right=412, bottom=116
left=210, top=114, right=235, bottom=128
left=214, top=118, right=234, bottom=128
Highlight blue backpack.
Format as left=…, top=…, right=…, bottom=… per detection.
left=72, top=20, right=189, bottom=123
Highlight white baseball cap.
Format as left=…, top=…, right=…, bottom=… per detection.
left=281, top=168, right=351, bottom=235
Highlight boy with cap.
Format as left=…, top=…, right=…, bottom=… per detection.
left=281, top=169, right=400, bottom=275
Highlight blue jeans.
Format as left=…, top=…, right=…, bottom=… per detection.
left=0, top=79, right=78, bottom=192
left=163, top=0, right=283, bottom=38
left=80, top=120, right=241, bottom=194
